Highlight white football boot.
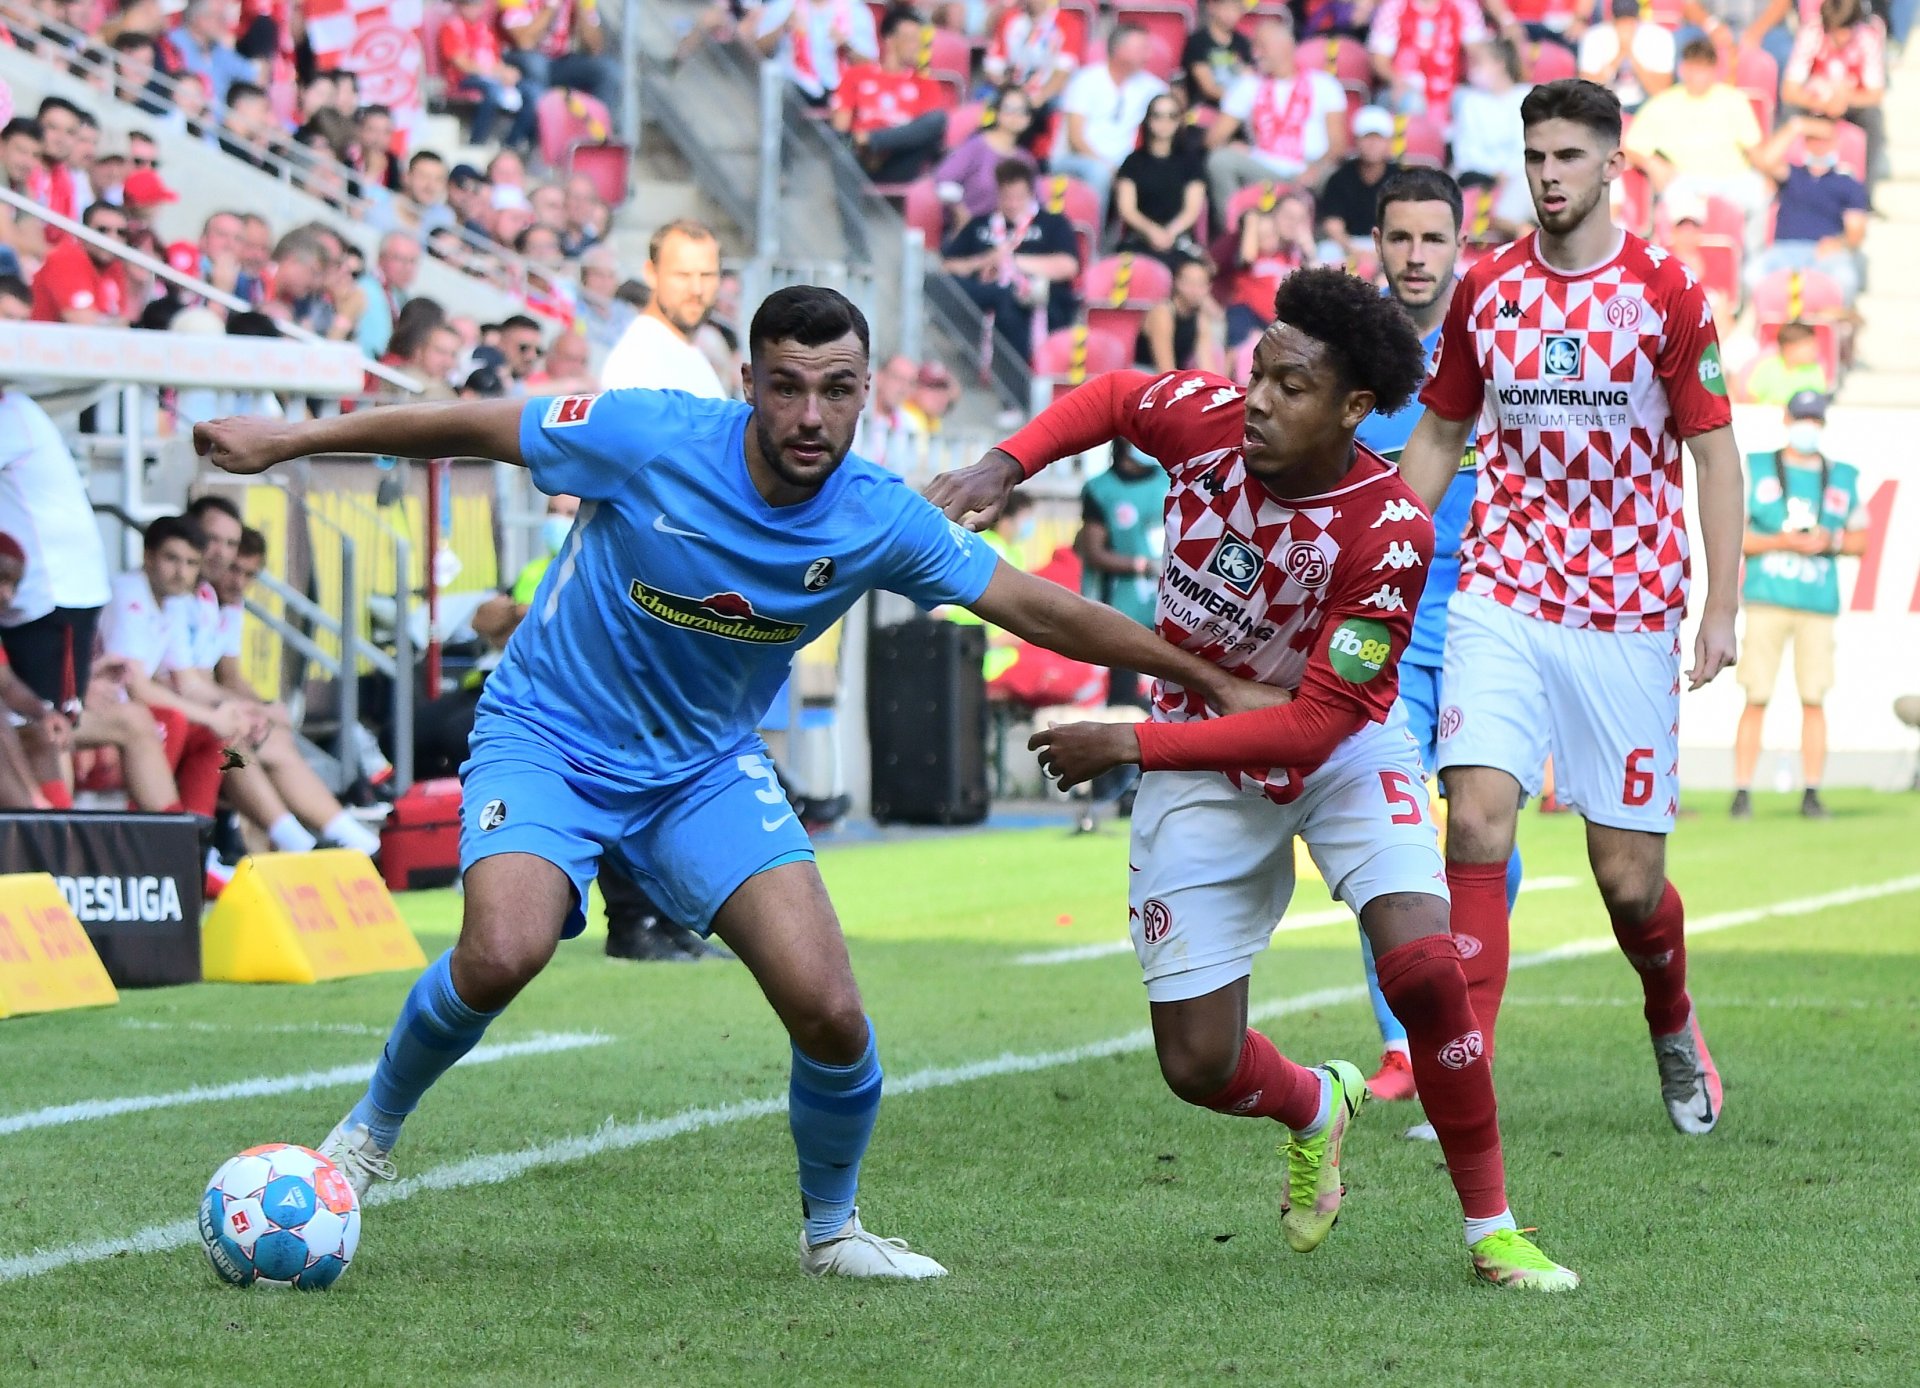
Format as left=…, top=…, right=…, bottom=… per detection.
left=318, top=1116, right=398, bottom=1200
left=798, top=1210, right=948, bottom=1279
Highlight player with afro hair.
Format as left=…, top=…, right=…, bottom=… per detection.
left=929, top=263, right=1582, bottom=1292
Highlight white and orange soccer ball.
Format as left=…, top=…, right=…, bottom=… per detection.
left=198, top=1144, right=361, bottom=1289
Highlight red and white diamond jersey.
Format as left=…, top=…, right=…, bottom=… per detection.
left=1421, top=231, right=1732, bottom=633
left=999, top=369, right=1434, bottom=804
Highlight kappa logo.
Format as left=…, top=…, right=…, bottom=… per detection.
left=1206, top=535, right=1264, bottom=595
left=1373, top=498, right=1421, bottom=527
left=803, top=557, right=835, bottom=592
left=1164, top=376, right=1206, bottom=408
left=542, top=393, right=598, bottom=428
left=1496, top=299, right=1522, bottom=320
left=1283, top=541, right=1329, bottom=588
left=480, top=798, right=507, bottom=831
left=1200, top=386, right=1243, bottom=412
left=1373, top=540, right=1421, bottom=571
left=1140, top=898, right=1173, bottom=945
left=1542, top=335, right=1582, bottom=377
left=1359, top=584, right=1406, bottom=613
left=1200, top=469, right=1227, bottom=496
left=1438, top=1030, right=1485, bottom=1070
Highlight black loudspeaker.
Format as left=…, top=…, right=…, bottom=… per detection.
left=868, top=619, right=989, bottom=826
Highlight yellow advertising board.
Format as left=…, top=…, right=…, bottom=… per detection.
left=0, top=874, right=120, bottom=1018
left=202, top=850, right=427, bottom=984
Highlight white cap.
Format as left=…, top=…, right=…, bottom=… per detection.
left=1352, top=105, right=1395, bottom=139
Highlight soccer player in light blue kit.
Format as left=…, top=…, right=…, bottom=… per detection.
left=194, top=287, right=1276, bottom=1279
left=1353, top=170, right=1523, bottom=1114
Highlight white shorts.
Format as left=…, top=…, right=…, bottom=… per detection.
left=1127, top=713, right=1448, bottom=1004
left=1437, top=593, right=1681, bottom=833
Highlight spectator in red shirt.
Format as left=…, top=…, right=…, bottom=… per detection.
left=832, top=8, right=949, bottom=184
left=31, top=202, right=134, bottom=325
left=1368, top=0, right=1488, bottom=121
left=441, top=0, right=538, bottom=150
left=1227, top=191, right=1317, bottom=345
left=28, top=97, right=85, bottom=246
left=0, top=117, right=50, bottom=274
left=1781, top=0, right=1886, bottom=197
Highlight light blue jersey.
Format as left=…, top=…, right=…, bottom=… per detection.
left=479, top=389, right=998, bottom=787
left=461, top=388, right=999, bottom=934
left=1354, top=320, right=1475, bottom=671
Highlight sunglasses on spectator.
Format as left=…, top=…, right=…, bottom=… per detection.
left=131, top=156, right=159, bottom=168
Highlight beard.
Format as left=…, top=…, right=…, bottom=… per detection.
left=1534, top=179, right=1606, bottom=235
left=753, top=413, right=849, bottom=487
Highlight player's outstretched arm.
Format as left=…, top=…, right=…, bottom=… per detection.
left=193, top=399, right=530, bottom=476
left=1396, top=408, right=1476, bottom=513
left=967, top=561, right=1285, bottom=719
left=1685, top=423, right=1745, bottom=689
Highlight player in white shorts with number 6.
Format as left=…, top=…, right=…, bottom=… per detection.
left=1395, top=78, right=1747, bottom=1136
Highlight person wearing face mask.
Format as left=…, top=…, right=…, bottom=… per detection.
left=1730, top=392, right=1869, bottom=821
left=1745, top=114, right=1869, bottom=304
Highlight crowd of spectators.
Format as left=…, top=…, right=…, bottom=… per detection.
left=740, top=0, right=1900, bottom=393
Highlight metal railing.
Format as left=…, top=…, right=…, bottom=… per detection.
left=0, top=0, right=576, bottom=301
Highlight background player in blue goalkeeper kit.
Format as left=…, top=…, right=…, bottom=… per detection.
left=1352, top=170, right=1523, bottom=1113
left=194, top=286, right=1279, bottom=1281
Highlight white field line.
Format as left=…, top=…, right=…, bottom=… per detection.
left=1012, top=874, right=1584, bottom=966
left=117, top=1019, right=387, bottom=1037
left=0, top=1032, right=611, bottom=1138
left=3, top=872, right=1916, bottom=1285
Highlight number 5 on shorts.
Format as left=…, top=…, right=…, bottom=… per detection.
left=1379, top=770, right=1424, bottom=826
left=1623, top=748, right=1655, bottom=807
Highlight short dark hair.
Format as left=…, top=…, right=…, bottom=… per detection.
left=1519, top=78, right=1622, bottom=147
left=499, top=313, right=541, bottom=334
left=187, top=494, right=243, bottom=526
left=226, top=80, right=267, bottom=107
left=0, top=274, right=29, bottom=307
left=2, top=117, right=42, bottom=143
left=358, top=103, right=394, bottom=123
left=1272, top=266, right=1427, bottom=414
left=994, top=156, right=1035, bottom=189
left=748, top=285, right=871, bottom=361
left=1776, top=320, right=1816, bottom=346
left=82, top=201, right=124, bottom=228
left=879, top=6, right=920, bottom=39
left=1376, top=165, right=1464, bottom=234
left=408, top=149, right=445, bottom=171
left=111, top=31, right=155, bottom=53
left=37, top=96, right=86, bottom=123
left=237, top=526, right=268, bottom=560
left=144, top=514, right=205, bottom=554
left=1678, top=35, right=1717, bottom=63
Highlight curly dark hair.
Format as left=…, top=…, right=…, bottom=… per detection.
left=1272, top=266, right=1427, bottom=415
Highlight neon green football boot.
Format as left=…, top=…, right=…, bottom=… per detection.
left=1280, top=1060, right=1367, bottom=1253
left=1469, top=1228, right=1581, bottom=1291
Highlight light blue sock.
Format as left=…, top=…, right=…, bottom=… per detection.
left=1505, top=846, right=1524, bottom=914
left=1359, top=928, right=1408, bottom=1050
left=790, top=1019, right=882, bottom=1245
left=349, top=950, right=500, bottom=1149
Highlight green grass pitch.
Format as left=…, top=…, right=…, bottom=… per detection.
left=1, top=790, right=1917, bottom=1385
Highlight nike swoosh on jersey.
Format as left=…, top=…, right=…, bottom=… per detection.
left=761, top=812, right=795, bottom=832
left=652, top=515, right=707, bottom=539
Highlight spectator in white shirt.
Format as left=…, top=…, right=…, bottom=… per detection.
left=600, top=219, right=726, bottom=398
left=1578, top=0, right=1676, bottom=112
left=1053, top=26, right=1168, bottom=222
left=756, top=0, right=880, bottom=106
left=1206, top=18, right=1349, bottom=215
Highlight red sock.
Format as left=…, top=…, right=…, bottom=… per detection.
left=38, top=780, right=72, bottom=809
left=174, top=724, right=227, bottom=817
left=1445, top=859, right=1513, bottom=1052
left=1194, top=1028, right=1325, bottom=1130
left=1376, top=935, right=1508, bottom=1220
left=160, top=800, right=185, bottom=814
left=1611, top=880, right=1691, bottom=1035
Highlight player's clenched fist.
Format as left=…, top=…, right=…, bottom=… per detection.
left=926, top=448, right=1024, bottom=531
left=1030, top=721, right=1138, bottom=791
left=193, top=417, right=297, bottom=475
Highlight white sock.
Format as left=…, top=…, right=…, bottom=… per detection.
left=205, top=847, right=235, bottom=884
left=1464, top=1208, right=1518, bottom=1247
left=1290, top=1069, right=1334, bottom=1140
left=268, top=813, right=318, bottom=853
left=323, top=810, right=381, bottom=855
left=1384, top=1040, right=1411, bottom=1059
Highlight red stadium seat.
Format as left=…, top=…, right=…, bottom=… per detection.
left=1693, top=234, right=1742, bottom=306
left=1225, top=180, right=1295, bottom=229
left=1834, top=119, right=1869, bottom=180
left=1699, top=195, right=1745, bottom=244
left=1033, top=326, right=1133, bottom=404
left=946, top=100, right=987, bottom=148
left=1389, top=112, right=1448, bottom=168
left=1115, top=4, right=1193, bottom=79
left=1039, top=173, right=1101, bottom=229
left=1528, top=40, right=1577, bottom=84
left=537, top=88, right=613, bottom=170
left=1752, top=267, right=1847, bottom=322
left=901, top=177, right=949, bottom=251
left=567, top=143, right=631, bottom=207
left=1083, top=253, right=1174, bottom=358
left=1613, top=164, right=1653, bottom=235
left=919, top=24, right=974, bottom=85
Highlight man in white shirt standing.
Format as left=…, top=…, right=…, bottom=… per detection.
left=599, top=220, right=727, bottom=398
left=1053, top=26, right=1168, bottom=222
left=1206, top=18, right=1350, bottom=218
left=567, top=217, right=732, bottom=963
left=0, top=386, right=113, bottom=714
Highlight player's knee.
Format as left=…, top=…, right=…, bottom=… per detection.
left=1155, top=1033, right=1240, bottom=1105
left=1439, top=791, right=1517, bottom=863
left=451, top=920, right=556, bottom=1008
left=787, top=992, right=869, bottom=1067
left=1593, top=859, right=1665, bottom=924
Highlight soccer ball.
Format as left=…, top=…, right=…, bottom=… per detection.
left=199, top=1143, right=361, bottom=1289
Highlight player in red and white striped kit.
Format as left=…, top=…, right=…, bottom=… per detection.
left=930, top=268, right=1578, bottom=1290
left=1396, top=79, right=1745, bottom=1134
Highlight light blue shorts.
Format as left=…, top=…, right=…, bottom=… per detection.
left=458, top=723, right=814, bottom=938
left=1395, top=660, right=1443, bottom=776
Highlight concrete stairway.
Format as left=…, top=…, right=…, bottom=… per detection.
left=1838, top=41, right=1920, bottom=407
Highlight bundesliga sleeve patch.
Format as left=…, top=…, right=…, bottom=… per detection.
left=1328, top=618, right=1393, bottom=684
left=542, top=393, right=598, bottom=428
